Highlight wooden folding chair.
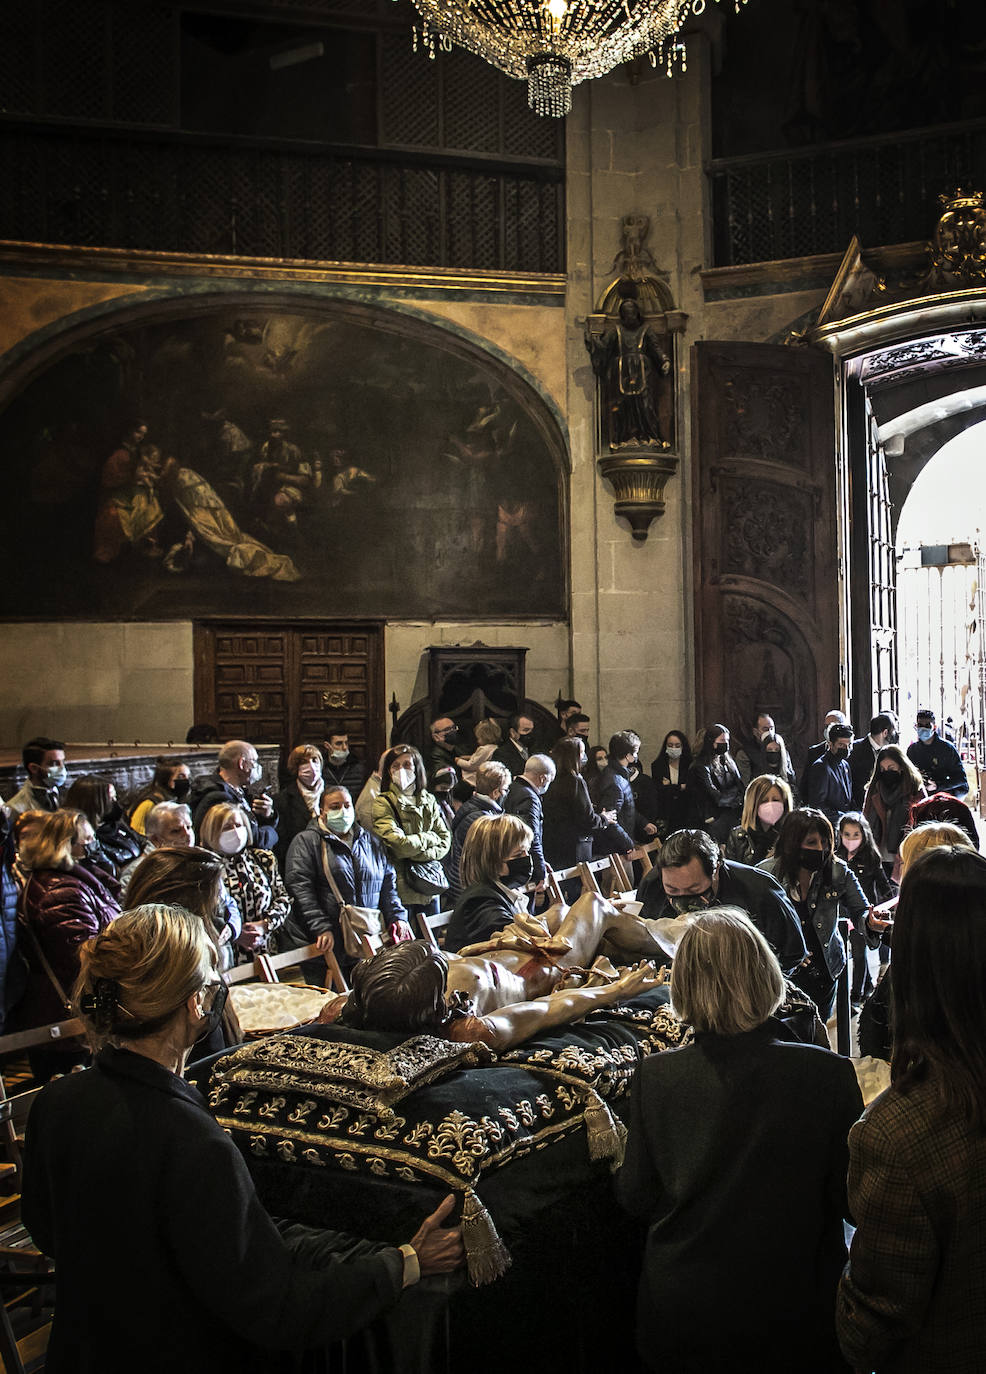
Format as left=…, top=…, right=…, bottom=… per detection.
left=255, top=942, right=348, bottom=994
left=627, top=836, right=662, bottom=874
left=0, top=1081, right=58, bottom=1374
left=608, top=852, right=634, bottom=893
left=414, top=908, right=453, bottom=951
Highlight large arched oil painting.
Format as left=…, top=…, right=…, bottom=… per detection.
left=0, top=299, right=566, bottom=620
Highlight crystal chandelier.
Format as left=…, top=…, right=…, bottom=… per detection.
left=407, top=0, right=738, bottom=118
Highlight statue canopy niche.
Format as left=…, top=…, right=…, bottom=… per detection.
left=584, top=215, right=687, bottom=542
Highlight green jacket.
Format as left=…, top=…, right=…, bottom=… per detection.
left=371, top=787, right=451, bottom=906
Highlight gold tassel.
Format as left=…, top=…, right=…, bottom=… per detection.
left=583, top=1087, right=627, bottom=1167
left=461, top=1186, right=512, bottom=1286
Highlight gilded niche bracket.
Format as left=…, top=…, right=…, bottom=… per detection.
left=584, top=214, right=686, bottom=542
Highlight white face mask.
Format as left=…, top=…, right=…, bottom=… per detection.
left=329, top=749, right=348, bottom=763
left=392, top=766, right=415, bottom=791
left=666, top=746, right=682, bottom=760
left=248, top=761, right=263, bottom=785
left=322, top=806, right=355, bottom=834
left=218, top=826, right=248, bottom=855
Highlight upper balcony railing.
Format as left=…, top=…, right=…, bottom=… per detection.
left=708, top=118, right=986, bottom=268
left=0, top=118, right=565, bottom=273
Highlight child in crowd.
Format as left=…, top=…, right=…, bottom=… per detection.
left=836, top=811, right=894, bottom=1009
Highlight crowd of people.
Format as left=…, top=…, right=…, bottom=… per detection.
left=4, top=700, right=985, bottom=1372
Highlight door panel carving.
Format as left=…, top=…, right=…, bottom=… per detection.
left=692, top=342, right=839, bottom=770
left=195, top=621, right=385, bottom=769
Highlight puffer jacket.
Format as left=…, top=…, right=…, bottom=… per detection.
left=758, top=853, right=874, bottom=981
left=371, top=788, right=451, bottom=907
left=16, top=865, right=121, bottom=1028
left=285, top=822, right=405, bottom=950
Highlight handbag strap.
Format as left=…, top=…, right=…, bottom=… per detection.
left=318, top=835, right=348, bottom=910
left=17, top=882, right=72, bottom=1014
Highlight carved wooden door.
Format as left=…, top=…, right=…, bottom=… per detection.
left=691, top=342, right=839, bottom=770
left=193, top=621, right=385, bottom=769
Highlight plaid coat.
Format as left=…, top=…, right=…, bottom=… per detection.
left=838, top=1076, right=986, bottom=1372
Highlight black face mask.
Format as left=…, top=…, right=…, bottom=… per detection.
left=442, top=729, right=459, bottom=746
left=799, top=848, right=826, bottom=871
left=172, top=776, right=191, bottom=801
left=103, top=800, right=124, bottom=825
left=195, top=981, right=229, bottom=1042
left=669, top=887, right=716, bottom=914
left=764, top=752, right=781, bottom=771
left=504, top=854, right=533, bottom=888
left=714, top=741, right=729, bottom=756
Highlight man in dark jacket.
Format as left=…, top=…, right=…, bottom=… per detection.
left=492, top=713, right=535, bottom=778
left=803, top=723, right=854, bottom=827
left=320, top=725, right=367, bottom=796
left=636, top=828, right=806, bottom=975
left=189, top=740, right=278, bottom=850
left=798, top=709, right=849, bottom=797
left=284, top=785, right=408, bottom=969
left=906, top=708, right=969, bottom=797
left=503, top=754, right=554, bottom=888
left=448, top=761, right=510, bottom=901
left=428, top=717, right=459, bottom=785
left=599, top=731, right=659, bottom=845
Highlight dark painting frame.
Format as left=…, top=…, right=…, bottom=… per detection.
left=0, top=289, right=568, bottom=622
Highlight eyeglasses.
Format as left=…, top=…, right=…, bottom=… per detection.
left=201, top=979, right=227, bottom=1012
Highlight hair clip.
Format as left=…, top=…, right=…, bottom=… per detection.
left=79, top=977, right=120, bottom=1024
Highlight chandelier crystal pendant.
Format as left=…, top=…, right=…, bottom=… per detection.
left=406, top=0, right=740, bottom=117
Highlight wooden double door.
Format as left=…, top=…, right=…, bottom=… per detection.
left=193, top=620, right=385, bottom=771
left=691, top=342, right=840, bottom=770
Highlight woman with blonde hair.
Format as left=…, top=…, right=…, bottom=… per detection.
left=124, top=846, right=236, bottom=1061
left=617, top=907, right=863, bottom=1374
left=445, top=812, right=534, bottom=952
left=199, top=802, right=291, bottom=957
left=724, top=773, right=793, bottom=865
left=12, top=809, right=122, bottom=1077
left=21, top=904, right=463, bottom=1372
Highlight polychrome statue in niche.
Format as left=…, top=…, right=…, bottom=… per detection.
left=582, top=215, right=687, bottom=541
left=584, top=296, right=672, bottom=450
left=0, top=301, right=566, bottom=620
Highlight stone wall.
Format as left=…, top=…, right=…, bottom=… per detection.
left=0, top=44, right=837, bottom=758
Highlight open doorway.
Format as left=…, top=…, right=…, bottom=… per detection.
left=895, top=423, right=986, bottom=782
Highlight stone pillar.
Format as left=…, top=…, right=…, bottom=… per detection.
left=565, top=42, right=711, bottom=754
